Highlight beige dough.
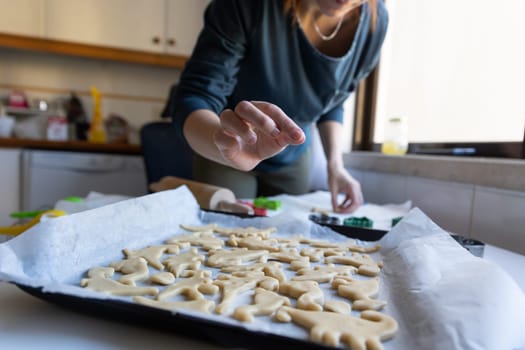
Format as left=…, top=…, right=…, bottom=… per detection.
left=123, top=244, right=183, bottom=270
left=268, top=248, right=309, bottom=264
left=275, top=235, right=303, bottom=248
left=162, top=248, right=205, bottom=277
left=180, top=223, right=218, bottom=232
left=221, top=261, right=286, bottom=283
left=279, top=280, right=324, bottom=311
left=227, top=236, right=280, bottom=252
left=167, top=231, right=224, bottom=251
left=275, top=307, right=398, bottom=350
left=110, top=257, right=150, bottom=286
left=289, top=260, right=311, bottom=271
left=326, top=253, right=382, bottom=277
left=214, top=226, right=277, bottom=239
left=214, top=271, right=279, bottom=315
left=292, top=265, right=357, bottom=284
left=332, top=276, right=387, bottom=311
left=134, top=296, right=215, bottom=313
left=80, top=267, right=158, bottom=296
left=206, top=248, right=268, bottom=268
left=150, top=272, right=176, bottom=285
left=233, top=288, right=291, bottom=322
left=157, top=270, right=218, bottom=301
left=323, top=300, right=351, bottom=314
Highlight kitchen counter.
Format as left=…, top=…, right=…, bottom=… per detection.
left=0, top=137, right=141, bottom=155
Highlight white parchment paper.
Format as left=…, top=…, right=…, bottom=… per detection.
left=1, top=186, right=524, bottom=350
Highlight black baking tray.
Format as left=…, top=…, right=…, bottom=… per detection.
left=14, top=213, right=386, bottom=350
left=13, top=210, right=482, bottom=349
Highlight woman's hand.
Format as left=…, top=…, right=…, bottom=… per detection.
left=214, top=101, right=305, bottom=171
left=328, top=164, right=363, bottom=213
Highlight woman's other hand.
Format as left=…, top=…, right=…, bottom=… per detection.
left=214, top=101, right=305, bottom=171
left=328, top=165, right=363, bottom=213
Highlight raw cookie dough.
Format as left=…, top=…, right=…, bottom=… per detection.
left=227, top=236, right=280, bottom=252
left=157, top=270, right=218, bottom=301
left=206, top=248, right=268, bottom=268
left=123, top=244, right=183, bottom=270
left=276, top=307, right=398, bottom=350
left=150, top=272, right=176, bottom=285
left=332, top=276, right=387, bottom=311
left=81, top=267, right=158, bottom=296
left=167, top=231, right=225, bottom=251
left=279, top=280, right=324, bottom=311
left=221, top=261, right=286, bottom=283
left=214, top=226, right=277, bottom=239
left=134, top=296, right=215, bottom=313
left=162, top=248, right=205, bottom=277
left=214, top=272, right=279, bottom=315
left=110, top=257, right=150, bottom=286
left=326, top=253, right=382, bottom=277
left=323, top=300, right=351, bottom=314
left=233, top=287, right=291, bottom=322
left=292, top=265, right=357, bottom=284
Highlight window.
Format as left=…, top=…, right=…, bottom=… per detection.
left=356, top=0, right=525, bottom=158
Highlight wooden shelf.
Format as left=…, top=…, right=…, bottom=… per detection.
left=0, top=137, right=142, bottom=155
left=0, top=33, right=188, bottom=69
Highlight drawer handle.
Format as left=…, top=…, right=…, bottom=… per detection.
left=167, top=38, right=176, bottom=46
left=152, top=36, right=161, bottom=44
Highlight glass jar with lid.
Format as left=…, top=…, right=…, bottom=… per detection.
left=381, top=116, right=408, bottom=155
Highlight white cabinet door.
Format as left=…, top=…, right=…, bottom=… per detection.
left=164, top=0, right=209, bottom=56
left=0, top=0, right=44, bottom=37
left=45, top=0, right=165, bottom=52
left=0, top=149, right=20, bottom=226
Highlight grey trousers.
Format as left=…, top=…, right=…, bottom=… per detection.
left=192, top=149, right=311, bottom=199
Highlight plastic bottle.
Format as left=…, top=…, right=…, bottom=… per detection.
left=381, top=116, right=408, bottom=155
left=88, top=86, right=107, bottom=143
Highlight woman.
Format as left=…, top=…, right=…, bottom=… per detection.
left=172, top=0, right=388, bottom=213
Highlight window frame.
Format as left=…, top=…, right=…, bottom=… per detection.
left=352, top=65, right=525, bottom=160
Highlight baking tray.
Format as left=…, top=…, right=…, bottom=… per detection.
left=13, top=210, right=483, bottom=349
left=14, top=212, right=387, bottom=350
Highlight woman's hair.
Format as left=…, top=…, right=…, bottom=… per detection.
left=284, top=0, right=378, bottom=31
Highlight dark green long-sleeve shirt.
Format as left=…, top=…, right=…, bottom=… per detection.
left=172, top=0, right=388, bottom=172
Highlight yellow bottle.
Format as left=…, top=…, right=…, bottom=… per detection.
left=381, top=116, right=408, bottom=155
left=88, top=86, right=107, bottom=143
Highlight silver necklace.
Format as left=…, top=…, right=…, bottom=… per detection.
left=314, top=15, right=344, bottom=41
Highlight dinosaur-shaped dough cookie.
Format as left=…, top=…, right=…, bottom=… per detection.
left=80, top=267, right=158, bottom=296
left=279, top=280, right=324, bottom=311
left=233, top=288, right=291, bottom=322
left=162, top=248, right=205, bottom=277
left=227, top=236, right=280, bottom=252
left=157, top=270, right=218, bottom=301
left=134, top=296, right=215, bottom=313
left=292, top=264, right=357, bottom=283
left=213, top=271, right=279, bottom=315
left=123, top=244, right=183, bottom=270
left=110, top=257, right=150, bottom=286
left=167, top=231, right=224, bottom=251
left=332, top=276, right=387, bottom=311
left=206, top=248, right=268, bottom=268
left=326, top=253, right=382, bottom=277
left=276, top=307, right=398, bottom=349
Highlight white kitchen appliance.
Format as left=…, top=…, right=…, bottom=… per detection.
left=21, top=150, right=148, bottom=211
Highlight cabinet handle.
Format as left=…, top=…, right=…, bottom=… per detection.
left=167, top=38, right=176, bottom=46
left=152, top=36, right=161, bottom=44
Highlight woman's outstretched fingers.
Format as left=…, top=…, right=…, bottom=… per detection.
left=250, top=101, right=306, bottom=145
left=220, top=108, right=257, bottom=144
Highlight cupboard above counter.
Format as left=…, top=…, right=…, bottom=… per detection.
left=0, top=0, right=209, bottom=68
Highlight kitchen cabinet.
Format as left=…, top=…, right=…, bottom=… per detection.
left=44, top=0, right=208, bottom=56
left=165, top=0, right=208, bottom=56
left=0, top=0, right=45, bottom=37
left=0, top=149, right=21, bottom=226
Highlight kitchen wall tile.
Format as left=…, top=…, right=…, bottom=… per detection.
left=471, top=186, right=525, bottom=255
left=405, top=176, right=474, bottom=235
left=360, top=170, right=408, bottom=205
